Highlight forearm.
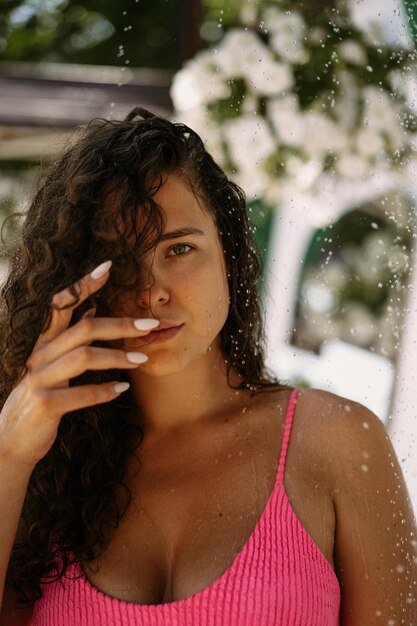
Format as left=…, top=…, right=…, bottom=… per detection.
left=0, top=450, right=33, bottom=614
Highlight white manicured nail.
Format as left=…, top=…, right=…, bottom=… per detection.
left=114, top=382, right=130, bottom=394
left=133, top=318, right=160, bottom=330
left=91, top=260, right=112, bottom=279
left=126, top=352, right=149, bottom=363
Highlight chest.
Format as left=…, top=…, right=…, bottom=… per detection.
left=81, top=399, right=336, bottom=605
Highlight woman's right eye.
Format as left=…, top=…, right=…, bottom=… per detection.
left=167, top=244, right=193, bottom=257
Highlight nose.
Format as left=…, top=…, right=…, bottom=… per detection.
left=136, top=264, right=170, bottom=310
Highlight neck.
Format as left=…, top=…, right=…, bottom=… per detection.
left=126, top=345, right=248, bottom=440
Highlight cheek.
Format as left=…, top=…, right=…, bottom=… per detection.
left=186, top=260, right=230, bottom=325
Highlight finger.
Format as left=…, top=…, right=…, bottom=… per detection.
left=33, top=346, right=148, bottom=388
left=29, top=317, right=159, bottom=371
left=81, top=307, right=97, bottom=319
left=41, top=381, right=131, bottom=420
left=33, top=261, right=112, bottom=350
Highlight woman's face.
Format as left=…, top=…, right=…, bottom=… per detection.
left=114, top=173, right=230, bottom=376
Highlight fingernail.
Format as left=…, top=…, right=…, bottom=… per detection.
left=126, top=352, right=149, bottom=363
left=114, top=382, right=130, bottom=394
left=133, top=318, right=159, bottom=330
left=91, top=260, right=112, bottom=279
left=82, top=307, right=97, bottom=319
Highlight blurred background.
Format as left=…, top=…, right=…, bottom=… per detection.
left=0, top=0, right=416, bottom=512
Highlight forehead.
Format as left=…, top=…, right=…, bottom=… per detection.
left=102, top=173, right=217, bottom=243
left=149, top=174, right=214, bottom=231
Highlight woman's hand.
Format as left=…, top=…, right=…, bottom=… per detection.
left=0, top=260, right=158, bottom=469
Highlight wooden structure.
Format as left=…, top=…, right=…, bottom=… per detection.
left=0, top=61, right=173, bottom=160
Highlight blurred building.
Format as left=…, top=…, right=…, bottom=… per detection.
left=0, top=61, right=172, bottom=161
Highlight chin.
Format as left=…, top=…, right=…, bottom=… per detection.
left=136, top=351, right=191, bottom=376
left=136, top=342, right=221, bottom=377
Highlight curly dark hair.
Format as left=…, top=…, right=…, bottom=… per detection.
left=1, top=107, right=287, bottom=607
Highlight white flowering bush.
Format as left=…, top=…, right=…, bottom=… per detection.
left=171, top=0, right=417, bottom=204
left=293, top=198, right=412, bottom=360
left=172, top=0, right=417, bottom=362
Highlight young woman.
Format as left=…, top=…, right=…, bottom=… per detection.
left=0, top=108, right=415, bottom=626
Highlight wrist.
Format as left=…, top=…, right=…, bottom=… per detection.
left=0, top=445, right=37, bottom=477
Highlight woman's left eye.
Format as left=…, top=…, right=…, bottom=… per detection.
left=167, top=244, right=193, bottom=257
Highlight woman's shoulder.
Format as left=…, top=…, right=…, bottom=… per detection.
left=260, top=384, right=377, bottom=434
left=292, top=387, right=396, bottom=495
left=258, top=386, right=386, bottom=486
left=294, top=385, right=385, bottom=444
left=299, top=390, right=417, bottom=622
left=292, top=386, right=382, bottom=437
left=250, top=384, right=389, bottom=491
left=294, top=385, right=372, bottom=414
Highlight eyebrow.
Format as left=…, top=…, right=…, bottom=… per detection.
left=158, top=227, right=205, bottom=242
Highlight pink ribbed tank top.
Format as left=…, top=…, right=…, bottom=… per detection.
left=32, top=388, right=341, bottom=625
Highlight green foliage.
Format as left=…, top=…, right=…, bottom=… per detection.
left=201, top=0, right=241, bottom=26
left=208, top=78, right=246, bottom=121
left=0, top=0, right=180, bottom=68
left=402, top=0, right=417, bottom=44
left=246, top=197, right=275, bottom=299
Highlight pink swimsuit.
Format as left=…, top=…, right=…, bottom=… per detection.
left=32, top=387, right=341, bottom=625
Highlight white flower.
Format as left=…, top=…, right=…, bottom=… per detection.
left=285, top=154, right=308, bottom=175
left=302, top=112, right=349, bottom=156
left=278, top=186, right=337, bottom=227
left=387, top=247, right=410, bottom=274
left=246, top=59, right=293, bottom=95
left=363, top=86, right=398, bottom=131
left=216, top=29, right=294, bottom=94
left=375, top=314, right=396, bottom=358
left=389, top=71, right=417, bottom=114
left=262, top=179, right=283, bottom=205
left=404, top=150, right=417, bottom=183
left=362, top=86, right=408, bottom=150
left=355, top=128, right=385, bottom=158
left=170, top=7, right=414, bottom=204
left=171, top=52, right=230, bottom=111
left=308, top=26, right=326, bottom=45
left=333, top=71, right=361, bottom=128
left=335, top=152, right=370, bottom=179
left=270, top=31, right=309, bottom=64
left=268, top=98, right=348, bottom=156
left=234, top=168, right=272, bottom=200
left=343, top=303, right=377, bottom=346
left=223, top=115, right=276, bottom=172
left=303, top=280, right=336, bottom=313
left=322, top=261, right=349, bottom=291
left=351, top=241, right=385, bottom=284
left=215, top=29, right=270, bottom=78
left=286, top=156, right=322, bottom=189
left=263, top=7, right=308, bottom=63
left=267, top=97, right=306, bottom=146
left=241, top=92, right=259, bottom=114
left=338, top=40, right=367, bottom=66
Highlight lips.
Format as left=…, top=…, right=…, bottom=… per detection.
left=145, top=324, right=184, bottom=344
left=157, top=321, right=182, bottom=331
